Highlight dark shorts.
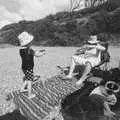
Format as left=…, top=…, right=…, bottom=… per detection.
left=22, top=68, right=34, bottom=81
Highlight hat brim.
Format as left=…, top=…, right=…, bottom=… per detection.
left=20, top=40, right=33, bottom=47
left=18, top=31, right=34, bottom=46
left=88, top=40, right=99, bottom=44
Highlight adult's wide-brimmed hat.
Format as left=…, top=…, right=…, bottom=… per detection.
left=88, top=35, right=99, bottom=44
left=18, top=31, right=34, bottom=46
left=105, top=81, right=120, bottom=93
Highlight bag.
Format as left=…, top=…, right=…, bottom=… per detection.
left=101, top=51, right=110, bottom=63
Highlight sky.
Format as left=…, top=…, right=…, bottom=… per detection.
left=0, top=0, right=74, bottom=28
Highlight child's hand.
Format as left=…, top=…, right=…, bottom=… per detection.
left=35, top=50, right=46, bottom=57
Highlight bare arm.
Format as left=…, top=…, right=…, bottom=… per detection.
left=75, top=45, right=93, bottom=55
left=95, top=44, right=105, bottom=51
left=86, top=44, right=105, bottom=50
left=104, top=102, right=115, bottom=116
left=104, top=102, right=112, bottom=112
left=34, top=49, right=46, bottom=57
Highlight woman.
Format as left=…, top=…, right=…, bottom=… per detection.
left=66, top=35, right=106, bottom=85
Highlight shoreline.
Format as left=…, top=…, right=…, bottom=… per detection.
left=0, top=43, right=120, bottom=49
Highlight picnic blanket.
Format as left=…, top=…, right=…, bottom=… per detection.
left=7, top=74, right=120, bottom=120
left=9, top=75, right=81, bottom=120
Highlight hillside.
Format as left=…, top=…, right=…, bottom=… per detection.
left=0, top=0, right=120, bottom=46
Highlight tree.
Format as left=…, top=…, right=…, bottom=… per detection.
left=70, top=0, right=83, bottom=12
left=69, top=0, right=108, bottom=12
left=85, top=0, right=107, bottom=8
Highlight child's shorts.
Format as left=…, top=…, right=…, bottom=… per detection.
left=22, top=68, right=34, bottom=81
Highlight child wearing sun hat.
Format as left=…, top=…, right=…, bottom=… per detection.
left=18, top=31, right=46, bottom=99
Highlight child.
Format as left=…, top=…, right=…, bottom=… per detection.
left=18, top=31, right=46, bottom=99
left=90, top=81, right=119, bottom=117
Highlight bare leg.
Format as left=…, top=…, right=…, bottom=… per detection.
left=27, top=81, right=35, bottom=99
left=76, top=62, right=92, bottom=85
left=104, top=102, right=115, bottom=117
left=20, top=81, right=28, bottom=92
left=66, top=56, right=76, bottom=78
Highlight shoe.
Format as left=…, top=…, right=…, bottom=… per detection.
left=28, top=94, right=36, bottom=99
left=33, top=75, right=40, bottom=82
left=66, top=75, right=72, bottom=78
left=61, top=75, right=73, bottom=80
left=20, top=89, right=28, bottom=93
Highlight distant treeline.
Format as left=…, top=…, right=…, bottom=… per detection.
left=0, top=0, right=120, bottom=46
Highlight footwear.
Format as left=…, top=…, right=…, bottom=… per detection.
left=20, top=89, right=28, bottom=93
left=33, top=75, right=40, bottom=82
left=65, top=75, right=73, bottom=79
left=61, top=75, right=73, bottom=80
left=28, top=94, right=36, bottom=99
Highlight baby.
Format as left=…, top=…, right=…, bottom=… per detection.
left=90, top=81, right=119, bottom=117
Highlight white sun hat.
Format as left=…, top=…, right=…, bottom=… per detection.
left=88, top=35, right=99, bottom=44
left=18, top=31, right=34, bottom=46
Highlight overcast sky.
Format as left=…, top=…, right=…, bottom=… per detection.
left=0, top=0, right=74, bottom=28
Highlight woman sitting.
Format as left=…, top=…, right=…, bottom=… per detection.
left=66, top=35, right=107, bottom=85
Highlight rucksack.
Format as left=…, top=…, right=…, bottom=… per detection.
left=101, top=51, right=110, bottom=63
